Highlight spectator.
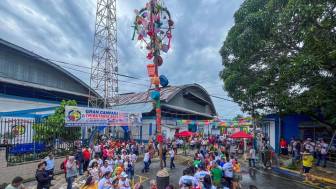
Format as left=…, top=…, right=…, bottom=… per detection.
left=202, top=175, right=216, bottom=189
left=83, top=147, right=91, bottom=172
left=179, top=168, right=197, bottom=188
left=36, top=161, right=52, bottom=189
left=75, top=148, right=84, bottom=175
left=280, top=138, right=288, bottom=155
left=162, top=145, right=167, bottom=167
left=89, top=155, right=103, bottom=168
left=44, top=153, right=55, bottom=185
left=66, top=156, right=78, bottom=189
left=118, top=172, right=131, bottom=189
left=5, top=176, right=25, bottom=189
left=248, top=147, right=256, bottom=167
left=88, top=162, right=100, bottom=183
left=302, top=149, right=314, bottom=182
left=98, top=171, right=114, bottom=189
left=169, top=147, right=175, bottom=169
left=316, top=139, right=328, bottom=167
left=81, top=176, right=97, bottom=189
left=210, top=162, right=222, bottom=187
left=142, top=150, right=150, bottom=173
left=223, top=158, right=234, bottom=188
left=100, top=160, right=113, bottom=178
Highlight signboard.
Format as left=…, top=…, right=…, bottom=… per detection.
left=0, top=117, right=34, bottom=144
left=65, top=106, right=130, bottom=127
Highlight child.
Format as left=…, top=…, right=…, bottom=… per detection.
left=302, top=150, right=314, bottom=182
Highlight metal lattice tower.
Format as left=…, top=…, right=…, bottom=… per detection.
left=89, top=0, right=118, bottom=108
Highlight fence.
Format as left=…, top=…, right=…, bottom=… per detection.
left=0, top=117, right=81, bottom=165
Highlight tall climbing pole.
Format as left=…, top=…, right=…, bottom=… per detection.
left=89, top=0, right=118, bottom=108
left=133, top=0, right=174, bottom=169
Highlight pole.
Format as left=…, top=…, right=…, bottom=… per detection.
left=149, top=0, right=163, bottom=169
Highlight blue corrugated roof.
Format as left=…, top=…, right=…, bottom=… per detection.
left=111, top=103, right=153, bottom=113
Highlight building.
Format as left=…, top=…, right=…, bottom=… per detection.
left=0, top=38, right=99, bottom=119
left=260, top=114, right=333, bottom=153
left=113, top=84, right=217, bottom=140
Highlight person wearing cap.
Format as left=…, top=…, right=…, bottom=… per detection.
left=5, top=176, right=25, bottom=189
left=118, top=172, right=131, bottom=189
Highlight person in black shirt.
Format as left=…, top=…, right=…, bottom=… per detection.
left=162, top=146, right=167, bottom=167
left=36, top=161, right=52, bottom=189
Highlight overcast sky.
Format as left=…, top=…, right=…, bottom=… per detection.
left=0, top=0, right=244, bottom=118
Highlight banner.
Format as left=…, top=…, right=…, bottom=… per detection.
left=65, top=106, right=130, bottom=127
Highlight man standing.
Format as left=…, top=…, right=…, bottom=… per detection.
left=44, top=153, right=55, bottom=186
left=142, top=150, right=150, bottom=173
left=249, top=147, right=256, bottom=167
left=82, top=147, right=91, bottom=172
left=75, top=148, right=84, bottom=175
left=36, top=162, right=52, bottom=189
left=162, top=145, right=167, bottom=167
left=317, top=139, right=328, bottom=167
left=169, top=147, right=175, bottom=169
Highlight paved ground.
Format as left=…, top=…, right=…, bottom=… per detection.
left=0, top=148, right=64, bottom=185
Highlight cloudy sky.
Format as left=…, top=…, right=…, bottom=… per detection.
left=0, top=0, right=244, bottom=118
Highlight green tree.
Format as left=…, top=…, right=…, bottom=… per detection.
left=220, top=0, right=336, bottom=129
left=33, top=100, right=81, bottom=142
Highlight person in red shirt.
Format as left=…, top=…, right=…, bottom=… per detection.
left=280, top=138, right=288, bottom=155
left=61, top=155, right=69, bottom=179
left=83, top=147, right=91, bottom=171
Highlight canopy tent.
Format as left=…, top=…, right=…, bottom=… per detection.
left=229, top=131, right=253, bottom=139
left=175, top=131, right=194, bottom=138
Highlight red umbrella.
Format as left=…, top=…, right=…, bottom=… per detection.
left=176, top=131, right=194, bottom=138
left=229, top=131, right=253, bottom=139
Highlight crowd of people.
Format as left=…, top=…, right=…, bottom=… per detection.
left=278, top=137, right=330, bottom=182
left=1, top=132, right=270, bottom=189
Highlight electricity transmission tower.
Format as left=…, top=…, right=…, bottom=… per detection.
left=89, top=0, right=118, bottom=108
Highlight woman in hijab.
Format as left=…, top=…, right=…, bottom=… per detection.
left=66, top=156, right=78, bottom=189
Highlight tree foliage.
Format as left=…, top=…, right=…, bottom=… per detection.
left=33, top=100, right=81, bottom=142
left=220, top=0, right=336, bottom=128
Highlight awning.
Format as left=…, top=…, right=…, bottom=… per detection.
left=229, top=131, right=253, bottom=139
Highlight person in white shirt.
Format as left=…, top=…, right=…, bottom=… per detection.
left=317, top=139, right=328, bottom=167
left=100, top=160, right=113, bottom=177
left=249, top=147, right=256, bottom=167
left=142, top=151, right=150, bottom=173
left=130, top=153, right=137, bottom=163
left=179, top=168, right=197, bottom=188
left=118, top=172, right=131, bottom=189
left=194, top=164, right=210, bottom=183
left=223, top=160, right=234, bottom=187
left=169, top=148, right=175, bottom=169
left=89, top=154, right=103, bottom=168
